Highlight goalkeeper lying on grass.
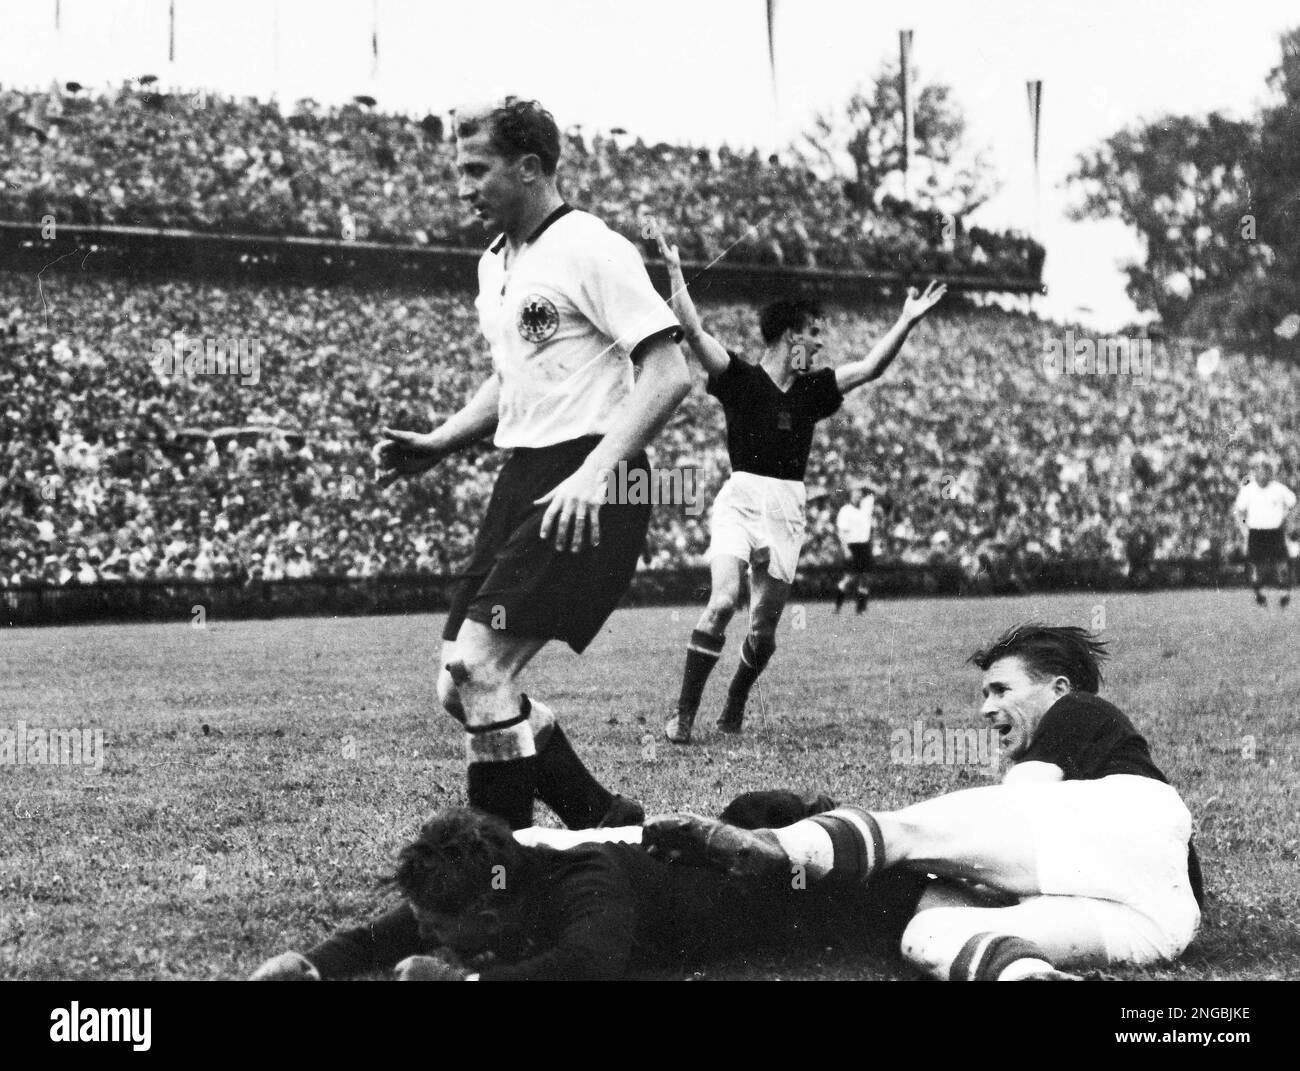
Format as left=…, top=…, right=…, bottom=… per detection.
left=249, top=791, right=928, bottom=981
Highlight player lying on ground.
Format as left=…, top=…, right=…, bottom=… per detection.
left=248, top=792, right=930, bottom=981
left=656, top=229, right=944, bottom=742
left=645, top=623, right=1205, bottom=980
left=1233, top=456, right=1295, bottom=608
left=376, top=99, right=690, bottom=830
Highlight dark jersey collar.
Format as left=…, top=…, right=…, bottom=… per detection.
left=489, top=203, right=574, bottom=255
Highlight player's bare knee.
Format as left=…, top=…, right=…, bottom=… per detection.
left=436, top=667, right=465, bottom=724
left=450, top=653, right=516, bottom=725
left=708, top=586, right=741, bottom=617
left=702, top=598, right=738, bottom=632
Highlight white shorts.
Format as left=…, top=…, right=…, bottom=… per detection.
left=706, top=472, right=807, bottom=583
left=1026, top=774, right=1200, bottom=962
left=902, top=775, right=1201, bottom=974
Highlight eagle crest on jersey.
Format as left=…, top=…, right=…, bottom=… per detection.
left=517, top=294, right=559, bottom=343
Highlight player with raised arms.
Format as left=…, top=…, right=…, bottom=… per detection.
left=645, top=624, right=1204, bottom=980
left=376, top=99, right=689, bottom=830
left=656, top=230, right=944, bottom=743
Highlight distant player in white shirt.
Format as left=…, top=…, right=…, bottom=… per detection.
left=835, top=485, right=877, bottom=614
left=377, top=99, right=689, bottom=830
left=656, top=230, right=944, bottom=743
left=1233, top=457, right=1295, bottom=607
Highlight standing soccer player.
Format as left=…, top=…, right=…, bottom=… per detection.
left=377, top=99, right=689, bottom=829
left=835, top=484, right=877, bottom=614
left=1233, top=456, right=1295, bottom=607
left=657, top=232, right=944, bottom=743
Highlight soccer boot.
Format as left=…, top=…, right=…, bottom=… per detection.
left=716, top=697, right=745, bottom=734
left=596, top=794, right=645, bottom=827
left=664, top=708, right=696, bottom=745
left=643, top=813, right=789, bottom=883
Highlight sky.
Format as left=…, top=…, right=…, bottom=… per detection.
left=1, top=0, right=1296, bottom=328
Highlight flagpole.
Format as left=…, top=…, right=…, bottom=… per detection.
left=766, top=0, right=779, bottom=152
left=272, top=0, right=281, bottom=101
left=900, top=29, right=915, bottom=204
left=371, top=0, right=380, bottom=87
left=1026, top=80, right=1043, bottom=240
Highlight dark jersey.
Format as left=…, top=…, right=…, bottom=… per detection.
left=707, top=353, right=843, bottom=482
left=1018, top=691, right=1204, bottom=907
left=304, top=842, right=928, bottom=981
left=1019, top=692, right=1167, bottom=781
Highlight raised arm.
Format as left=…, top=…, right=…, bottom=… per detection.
left=834, top=281, right=946, bottom=395
left=375, top=373, right=500, bottom=487
left=655, top=232, right=731, bottom=379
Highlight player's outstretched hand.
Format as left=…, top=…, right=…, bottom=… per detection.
left=535, top=463, right=609, bottom=554
left=373, top=427, right=448, bottom=488
left=901, top=280, right=947, bottom=324
left=248, top=951, right=321, bottom=981
left=655, top=232, right=682, bottom=275
left=394, top=953, right=470, bottom=981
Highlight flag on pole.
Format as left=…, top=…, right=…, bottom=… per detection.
left=169, top=1, right=176, bottom=63
left=1026, top=80, right=1043, bottom=177
left=371, top=0, right=380, bottom=80
left=1026, top=80, right=1043, bottom=238
left=765, top=0, right=778, bottom=94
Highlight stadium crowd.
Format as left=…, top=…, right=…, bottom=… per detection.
left=0, top=82, right=1041, bottom=280
left=2, top=268, right=1294, bottom=592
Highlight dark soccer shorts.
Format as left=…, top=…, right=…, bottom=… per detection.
left=846, top=542, right=873, bottom=572
left=1247, top=527, right=1289, bottom=565
left=442, top=436, right=652, bottom=653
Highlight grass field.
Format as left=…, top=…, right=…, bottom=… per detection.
left=2, top=587, right=1297, bottom=981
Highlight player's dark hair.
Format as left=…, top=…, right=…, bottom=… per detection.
left=455, top=97, right=561, bottom=175
left=967, top=623, right=1109, bottom=694
left=759, top=299, right=822, bottom=344
left=386, top=807, right=534, bottom=911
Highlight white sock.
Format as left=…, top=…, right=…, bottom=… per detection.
left=772, top=821, right=835, bottom=879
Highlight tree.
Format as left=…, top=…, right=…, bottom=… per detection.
left=798, top=60, right=994, bottom=215
left=1066, top=112, right=1262, bottom=330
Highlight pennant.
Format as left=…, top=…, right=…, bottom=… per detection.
left=371, top=0, right=380, bottom=78
left=1026, top=80, right=1043, bottom=175
left=765, top=0, right=778, bottom=101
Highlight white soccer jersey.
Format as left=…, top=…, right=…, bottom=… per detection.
left=1234, top=479, right=1296, bottom=530
left=837, top=498, right=875, bottom=545
left=475, top=206, right=681, bottom=449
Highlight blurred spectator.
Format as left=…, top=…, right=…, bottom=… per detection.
left=2, top=267, right=1294, bottom=589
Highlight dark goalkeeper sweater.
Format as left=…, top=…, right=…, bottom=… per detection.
left=305, top=842, right=926, bottom=981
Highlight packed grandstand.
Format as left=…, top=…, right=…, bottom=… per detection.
left=1, top=84, right=1295, bottom=593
